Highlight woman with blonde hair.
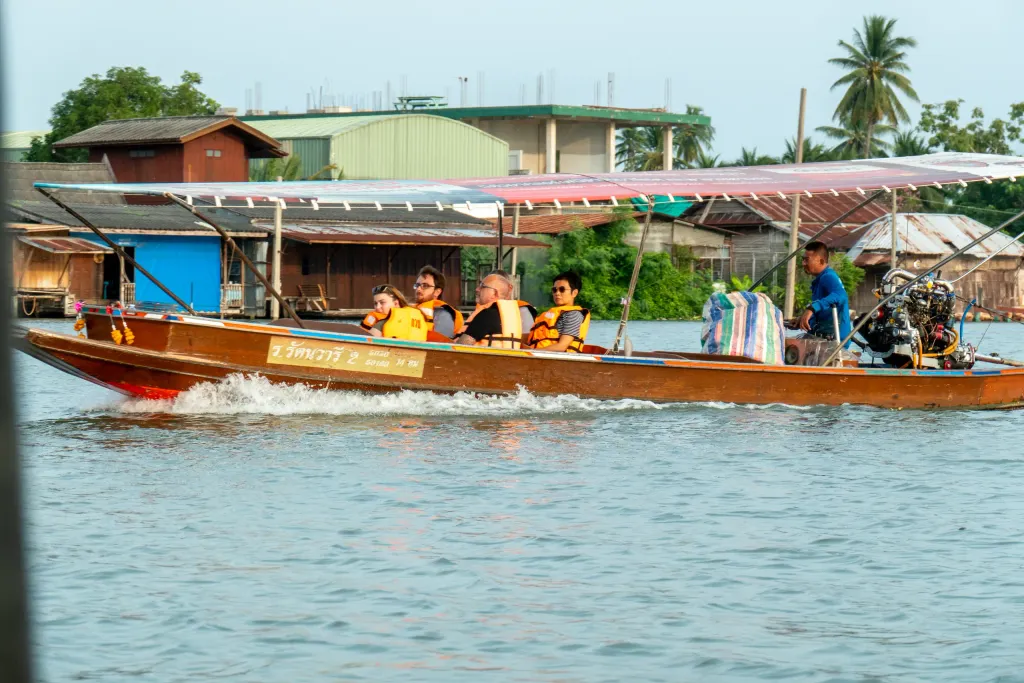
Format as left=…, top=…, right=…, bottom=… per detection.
left=360, top=284, right=428, bottom=340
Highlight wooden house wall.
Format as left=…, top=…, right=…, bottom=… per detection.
left=12, top=242, right=103, bottom=299
left=280, top=243, right=463, bottom=310
left=182, top=131, right=250, bottom=182
left=850, top=256, right=1023, bottom=315
left=91, top=145, right=185, bottom=183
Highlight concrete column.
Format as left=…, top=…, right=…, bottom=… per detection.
left=545, top=118, right=557, bottom=174
left=606, top=122, right=616, bottom=173
left=663, top=125, right=674, bottom=170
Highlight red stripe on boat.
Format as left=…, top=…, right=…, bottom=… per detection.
left=109, top=382, right=180, bottom=400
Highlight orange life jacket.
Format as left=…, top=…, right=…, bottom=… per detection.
left=526, top=305, right=591, bottom=352
left=415, top=299, right=464, bottom=338
left=463, top=300, right=528, bottom=349
left=458, top=300, right=535, bottom=336
left=360, top=307, right=428, bottom=341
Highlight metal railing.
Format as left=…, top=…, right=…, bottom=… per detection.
left=221, top=283, right=244, bottom=311
left=120, top=282, right=135, bottom=304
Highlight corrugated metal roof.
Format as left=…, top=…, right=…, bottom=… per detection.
left=1, top=131, right=48, bottom=149
left=282, top=223, right=548, bottom=247
left=53, top=116, right=285, bottom=157
left=846, top=213, right=1024, bottom=263
left=9, top=200, right=266, bottom=235
left=3, top=161, right=124, bottom=204
left=687, top=194, right=890, bottom=230
left=247, top=116, right=404, bottom=138
left=246, top=114, right=508, bottom=180
left=242, top=105, right=711, bottom=128
left=238, top=203, right=488, bottom=225
left=493, top=212, right=631, bottom=235
left=18, top=236, right=112, bottom=254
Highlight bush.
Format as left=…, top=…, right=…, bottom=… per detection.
left=541, top=210, right=715, bottom=319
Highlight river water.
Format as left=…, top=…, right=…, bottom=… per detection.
left=14, top=319, right=1024, bottom=682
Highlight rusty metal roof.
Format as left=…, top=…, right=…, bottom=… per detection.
left=687, top=193, right=890, bottom=232
left=490, top=212, right=637, bottom=235
left=18, top=236, right=112, bottom=254
left=847, top=213, right=1024, bottom=265
left=53, top=116, right=286, bottom=158
left=281, top=223, right=548, bottom=247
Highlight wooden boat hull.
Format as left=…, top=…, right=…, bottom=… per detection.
left=13, top=307, right=1024, bottom=410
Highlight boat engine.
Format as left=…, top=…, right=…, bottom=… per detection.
left=860, top=269, right=975, bottom=370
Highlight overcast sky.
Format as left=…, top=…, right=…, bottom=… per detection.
left=4, top=0, right=1022, bottom=159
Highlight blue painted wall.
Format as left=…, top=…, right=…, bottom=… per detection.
left=75, top=233, right=222, bottom=312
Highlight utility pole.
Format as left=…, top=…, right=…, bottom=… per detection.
left=784, top=88, right=807, bottom=319
left=890, top=189, right=898, bottom=269
left=271, top=177, right=283, bottom=320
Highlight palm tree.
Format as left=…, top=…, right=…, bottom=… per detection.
left=817, top=116, right=895, bottom=158
left=890, top=129, right=933, bottom=157
left=781, top=137, right=836, bottom=164
left=674, top=105, right=715, bottom=167
left=692, top=150, right=722, bottom=168
left=829, top=15, right=919, bottom=158
left=734, top=147, right=779, bottom=166
left=615, top=128, right=648, bottom=171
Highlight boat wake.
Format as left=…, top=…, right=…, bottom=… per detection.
left=113, top=373, right=670, bottom=417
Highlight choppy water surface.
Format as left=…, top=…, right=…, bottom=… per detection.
left=15, top=319, right=1024, bottom=682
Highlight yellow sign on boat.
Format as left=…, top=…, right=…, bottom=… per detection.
left=266, top=336, right=426, bottom=378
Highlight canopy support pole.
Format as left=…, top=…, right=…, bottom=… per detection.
left=783, top=87, right=807, bottom=318
left=749, top=189, right=886, bottom=292
left=612, top=200, right=654, bottom=354
left=163, top=193, right=305, bottom=329
left=270, top=200, right=283, bottom=320
left=496, top=208, right=504, bottom=270
left=36, top=188, right=198, bottom=315
left=509, top=204, right=521, bottom=281
left=822, top=205, right=1024, bottom=366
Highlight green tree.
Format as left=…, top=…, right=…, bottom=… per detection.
left=828, top=15, right=919, bottom=158
left=732, top=147, right=779, bottom=167
left=25, top=67, right=220, bottom=162
left=781, top=137, right=837, bottom=163
left=692, top=150, right=722, bottom=168
left=816, top=115, right=894, bottom=158
left=890, top=128, right=933, bottom=156
left=615, top=127, right=680, bottom=171
left=541, top=210, right=714, bottom=320
left=915, top=100, right=1024, bottom=223
left=674, top=105, right=716, bottom=167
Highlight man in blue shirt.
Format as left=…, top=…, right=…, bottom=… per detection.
left=796, top=241, right=852, bottom=344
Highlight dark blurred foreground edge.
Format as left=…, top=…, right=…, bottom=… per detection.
left=0, top=34, right=35, bottom=682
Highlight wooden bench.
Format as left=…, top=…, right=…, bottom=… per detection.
left=293, top=284, right=333, bottom=312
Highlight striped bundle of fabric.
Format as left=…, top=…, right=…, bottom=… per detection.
left=701, top=291, right=785, bottom=364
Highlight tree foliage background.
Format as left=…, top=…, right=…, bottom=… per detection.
left=540, top=210, right=714, bottom=319
left=26, top=67, right=219, bottom=162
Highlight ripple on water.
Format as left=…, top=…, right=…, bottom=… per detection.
left=14, top=321, right=1024, bottom=681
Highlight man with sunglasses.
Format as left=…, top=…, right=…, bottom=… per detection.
left=456, top=271, right=536, bottom=348
left=411, top=265, right=463, bottom=340
left=526, top=271, right=591, bottom=352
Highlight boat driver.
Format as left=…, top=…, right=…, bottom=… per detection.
left=797, top=240, right=851, bottom=346
left=456, top=271, right=537, bottom=348
left=412, top=265, right=463, bottom=339
left=526, top=271, right=591, bottom=352
left=361, top=285, right=428, bottom=341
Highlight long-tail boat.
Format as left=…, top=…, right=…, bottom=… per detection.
left=14, top=152, right=1024, bottom=410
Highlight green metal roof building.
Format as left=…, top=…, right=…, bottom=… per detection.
left=244, top=114, right=508, bottom=180
left=243, top=105, right=710, bottom=176
left=1, top=131, right=48, bottom=162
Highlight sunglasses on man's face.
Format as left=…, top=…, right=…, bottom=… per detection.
left=551, top=286, right=572, bottom=294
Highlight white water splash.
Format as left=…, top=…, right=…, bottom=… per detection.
left=111, top=373, right=669, bottom=416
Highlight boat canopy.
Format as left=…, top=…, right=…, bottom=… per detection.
left=34, top=152, right=1024, bottom=209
